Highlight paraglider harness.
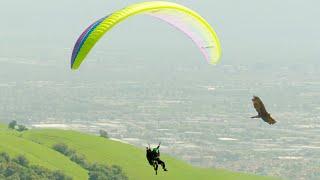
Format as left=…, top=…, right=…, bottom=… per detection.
left=146, top=143, right=167, bottom=175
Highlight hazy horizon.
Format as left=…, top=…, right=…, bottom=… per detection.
left=1, top=1, right=320, bottom=179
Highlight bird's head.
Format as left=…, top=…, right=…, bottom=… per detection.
left=252, top=95, right=259, bottom=101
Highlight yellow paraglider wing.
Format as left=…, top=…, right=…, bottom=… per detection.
left=71, top=1, right=222, bottom=69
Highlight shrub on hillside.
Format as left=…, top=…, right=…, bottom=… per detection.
left=70, top=153, right=89, bottom=169
left=51, top=170, right=72, bottom=180
left=0, top=152, right=10, bottom=162
left=8, top=120, right=17, bottom=129
left=52, top=143, right=70, bottom=156
left=88, top=171, right=108, bottom=180
left=99, top=130, right=109, bottom=139
left=13, top=155, right=29, bottom=167
left=16, top=125, right=28, bottom=132
left=0, top=152, right=72, bottom=180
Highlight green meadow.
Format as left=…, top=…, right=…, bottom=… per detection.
left=0, top=124, right=277, bottom=180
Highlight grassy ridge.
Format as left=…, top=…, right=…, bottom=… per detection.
left=0, top=126, right=88, bottom=179
left=0, top=124, right=276, bottom=180
left=22, top=129, right=275, bottom=180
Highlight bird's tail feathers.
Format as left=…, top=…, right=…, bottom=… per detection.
left=268, top=117, right=276, bottom=125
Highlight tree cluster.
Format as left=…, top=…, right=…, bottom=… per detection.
left=0, top=152, right=72, bottom=180
left=8, top=121, right=28, bottom=132
left=52, top=143, right=128, bottom=180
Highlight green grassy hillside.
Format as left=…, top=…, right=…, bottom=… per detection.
left=0, top=124, right=276, bottom=180
left=0, top=127, right=88, bottom=179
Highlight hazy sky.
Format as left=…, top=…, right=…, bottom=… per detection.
left=1, top=0, right=320, bottom=67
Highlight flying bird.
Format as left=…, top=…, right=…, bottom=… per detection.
left=251, top=96, right=276, bottom=125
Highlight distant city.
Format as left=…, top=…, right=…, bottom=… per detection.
left=0, top=56, right=319, bottom=180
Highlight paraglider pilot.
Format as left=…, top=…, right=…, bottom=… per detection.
left=146, top=142, right=167, bottom=175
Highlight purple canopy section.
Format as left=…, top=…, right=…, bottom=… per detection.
left=71, top=15, right=110, bottom=67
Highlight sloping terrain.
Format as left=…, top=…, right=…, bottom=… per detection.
left=0, top=124, right=276, bottom=180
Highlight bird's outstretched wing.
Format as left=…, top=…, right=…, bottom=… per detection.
left=252, top=96, right=268, bottom=116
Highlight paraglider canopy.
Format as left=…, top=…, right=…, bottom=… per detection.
left=71, top=1, right=222, bottom=69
